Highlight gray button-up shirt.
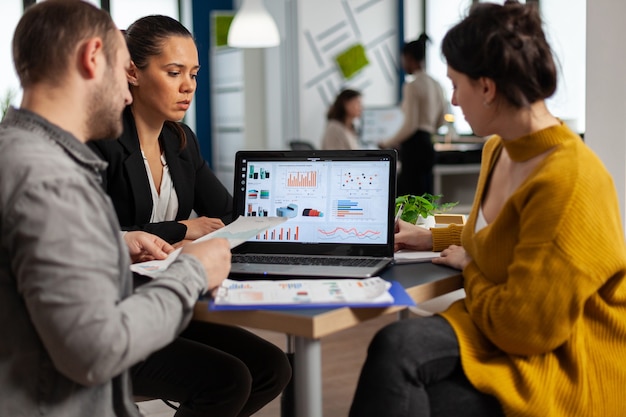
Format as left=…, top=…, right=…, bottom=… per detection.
left=0, top=108, right=207, bottom=416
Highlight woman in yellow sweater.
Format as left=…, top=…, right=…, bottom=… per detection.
left=350, top=2, right=626, bottom=417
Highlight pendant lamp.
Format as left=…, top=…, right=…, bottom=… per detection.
left=227, top=0, right=280, bottom=48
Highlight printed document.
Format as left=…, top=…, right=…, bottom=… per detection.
left=213, top=277, right=394, bottom=306
left=394, top=249, right=440, bottom=264
left=131, top=216, right=287, bottom=277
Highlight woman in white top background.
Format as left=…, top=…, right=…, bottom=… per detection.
left=379, top=34, right=447, bottom=196
left=321, top=88, right=363, bottom=150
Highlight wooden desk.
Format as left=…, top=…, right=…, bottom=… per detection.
left=193, top=262, right=462, bottom=417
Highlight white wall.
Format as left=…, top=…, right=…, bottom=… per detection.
left=0, top=2, right=24, bottom=113
left=586, top=0, right=626, bottom=229
left=297, top=0, right=400, bottom=147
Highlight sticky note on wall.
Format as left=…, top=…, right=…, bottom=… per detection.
left=214, top=14, right=235, bottom=47
left=335, top=44, right=369, bottom=79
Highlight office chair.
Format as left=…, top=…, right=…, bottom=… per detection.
left=288, top=140, right=316, bottom=150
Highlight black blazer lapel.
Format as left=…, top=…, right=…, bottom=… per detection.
left=120, top=109, right=154, bottom=224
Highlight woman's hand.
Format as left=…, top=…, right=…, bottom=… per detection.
left=179, top=216, right=225, bottom=240
left=124, top=231, right=175, bottom=264
left=432, top=244, right=471, bottom=270
left=172, top=239, right=194, bottom=249
left=394, top=219, right=434, bottom=252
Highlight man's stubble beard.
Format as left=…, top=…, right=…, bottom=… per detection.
left=87, top=68, right=125, bottom=142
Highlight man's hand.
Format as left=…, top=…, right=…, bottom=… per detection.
left=181, top=238, right=231, bottom=292
left=124, top=231, right=175, bottom=264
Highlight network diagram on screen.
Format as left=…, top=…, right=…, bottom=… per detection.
left=241, top=159, right=390, bottom=244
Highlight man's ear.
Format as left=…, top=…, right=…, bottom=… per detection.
left=79, top=38, right=104, bottom=79
left=127, top=61, right=139, bottom=86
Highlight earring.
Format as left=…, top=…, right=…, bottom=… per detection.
left=483, top=101, right=491, bottom=108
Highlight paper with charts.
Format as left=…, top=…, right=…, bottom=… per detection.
left=130, top=216, right=287, bottom=278
left=213, top=277, right=394, bottom=307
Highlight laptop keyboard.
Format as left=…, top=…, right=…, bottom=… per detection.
left=231, top=254, right=382, bottom=267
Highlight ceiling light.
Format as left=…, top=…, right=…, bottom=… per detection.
left=227, top=0, right=280, bottom=48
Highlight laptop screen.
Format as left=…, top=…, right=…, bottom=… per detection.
left=232, top=150, right=397, bottom=257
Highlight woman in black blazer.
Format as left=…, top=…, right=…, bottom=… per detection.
left=89, top=15, right=291, bottom=417
left=90, top=106, right=232, bottom=244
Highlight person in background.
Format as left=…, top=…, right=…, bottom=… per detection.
left=321, top=88, right=362, bottom=150
left=0, top=1, right=232, bottom=416
left=379, top=33, right=447, bottom=197
left=89, top=19, right=232, bottom=246
left=90, top=15, right=291, bottom=417
left=350, top=1, right=626, bottom=416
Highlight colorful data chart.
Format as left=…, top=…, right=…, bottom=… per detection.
left=276, top=203, right=298, bottom=218
left=334, top=199, right=363, bottom=217
left=286, top=170, right=318, bottom=188
left=248, top=165, right=270, bottom=180
left=341, top=170, right=379, bottom=190
left=256, top=226, right=300, bottom=241
left=302, top=208, right=324, bottom=217
left=317, top=226, right=382, bottom=241
left=246, top=204, right=269, bottom=217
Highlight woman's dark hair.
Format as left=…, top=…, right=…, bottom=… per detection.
left=402, top=33, right=430, bottom=63
left=125, top=15, right=194, bottom=148
left=327, top=89, right=361, bottom=125
left=441, top=0, right=557, bottom=108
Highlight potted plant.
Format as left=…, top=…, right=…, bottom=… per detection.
left=395, top=193, right=458, bottom=228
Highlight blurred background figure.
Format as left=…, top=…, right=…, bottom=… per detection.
left=321, top=88, right=362, bottom=150
left=379, top=33, right=447, bottom=196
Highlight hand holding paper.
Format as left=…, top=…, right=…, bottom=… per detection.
left=130, top=216, right=287, bottom=277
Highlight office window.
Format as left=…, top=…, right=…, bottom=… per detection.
left=422, top=0, right=585, bottom=135
left=425, top=0, right=470, bottom=134
left=35, top=0, right=100, bottom=3
left=110, top=0, right=178, bottom=30
left=1, top=0, right=104, bottom=113
left=542, top=0, right=586, bottom=133
left=0, top=2, right=23, bottom=112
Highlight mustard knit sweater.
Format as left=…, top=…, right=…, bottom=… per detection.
left=440, top=124, right=626, bottom=416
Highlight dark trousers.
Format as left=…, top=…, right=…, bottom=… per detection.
left=397, top=130, right=436, bottom=197
left=131, top=320, right=292, bottom=417
left=349, top=316, right=503, bottom=417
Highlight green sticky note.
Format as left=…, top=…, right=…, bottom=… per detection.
left=214, top=14, right=235, bottom=47
left=335, top=44, right=369, bottom=79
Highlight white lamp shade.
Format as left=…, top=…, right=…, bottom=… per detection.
left=227, top=0, right=280, bottom=48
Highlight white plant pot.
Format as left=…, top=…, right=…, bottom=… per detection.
left=416, top=215, right=436, bottom=229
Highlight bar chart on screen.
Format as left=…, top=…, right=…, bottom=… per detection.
left=255, top=225, right=301, bottom=241
left=286, top=169, right=318, bottom=188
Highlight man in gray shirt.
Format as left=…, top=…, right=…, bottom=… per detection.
left=0, top=1, right=231, bottom=416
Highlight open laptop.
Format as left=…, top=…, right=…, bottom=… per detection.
left=229, top=149, right=397, bottom=278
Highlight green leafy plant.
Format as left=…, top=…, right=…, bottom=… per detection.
left=395, top=193, right=458, bottom=225
left=1, top=89, right=17, bottom=120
